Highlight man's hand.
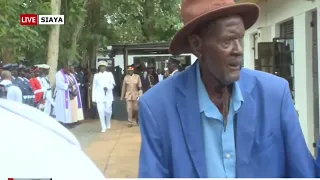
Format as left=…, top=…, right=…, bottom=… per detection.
left=68, top=83, right=73, bottom=88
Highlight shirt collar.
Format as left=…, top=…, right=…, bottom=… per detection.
left=196, top=62, right=243, bottom=113
left=170, top=69, right=178, bottom=76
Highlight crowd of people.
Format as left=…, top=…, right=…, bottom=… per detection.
left=0, top=56, right=182, bottom=132
left=0, top=63, right=92, bottom=128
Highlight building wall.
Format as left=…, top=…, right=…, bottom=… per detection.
left=243, top=0, right=320, bottom=153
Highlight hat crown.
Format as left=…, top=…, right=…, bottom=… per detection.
left=180, top=0, right=235, bottom=25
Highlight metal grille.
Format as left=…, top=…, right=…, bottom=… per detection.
left=280, top=20, right=294, bottom=38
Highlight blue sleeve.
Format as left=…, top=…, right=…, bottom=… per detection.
left=281, top=81, right=316, bottom=177
left=138, top=97, right=169, bottom=178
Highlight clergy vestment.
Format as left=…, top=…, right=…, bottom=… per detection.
left=68, top=73, right=84, bottom=122
left=54, top=70, right=83, bottom=124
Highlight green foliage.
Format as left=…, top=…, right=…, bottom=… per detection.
left=107, top=0, right=182, bottom=43
left=0, top=0, right=50, bottom=64
left=0, top=0, right=182, bottom=67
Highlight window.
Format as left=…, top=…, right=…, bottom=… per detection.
left=255, top=20, right=295, bottom=100
left=273, top=38, right=295, bottom=99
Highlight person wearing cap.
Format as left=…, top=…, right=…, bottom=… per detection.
left=138, top=0, right=319, bottom=178
left=167, top=57, right=180, bottom=76
left=92, top=60, right=115, bottom=132
left=28, top=67, right=44, bottom=108
left=121, top=66, right=143, bottom=127
left=36, top=64, right=55, bottom=115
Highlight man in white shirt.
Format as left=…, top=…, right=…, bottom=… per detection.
left=0, top=99, right=105, bottom=179
left=157, top=69, right=164, bottom=82
left=92, top=61, right=115, bottom=132
left=0, top=70, right=22, bottom=103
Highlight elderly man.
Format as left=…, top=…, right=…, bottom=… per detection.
left=138, top=0, right=319, bottom=178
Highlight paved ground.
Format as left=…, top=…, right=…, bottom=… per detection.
left=70, top=119, right=141, bottom=178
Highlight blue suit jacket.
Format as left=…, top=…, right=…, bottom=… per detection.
left=138, top=62, right=318, bottom=177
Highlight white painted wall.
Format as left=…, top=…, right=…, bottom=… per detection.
left=243, top=0, right=320, bottom=153
left=113, top=53, right=197, bottom=70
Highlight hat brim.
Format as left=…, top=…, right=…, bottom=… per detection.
left=169, top=3, right=259, bottom=55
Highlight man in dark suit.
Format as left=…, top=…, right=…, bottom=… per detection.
left=167, top=57, right=180, bottom=76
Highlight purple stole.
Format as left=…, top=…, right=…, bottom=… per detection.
left=60, top=70, right=83, bottom=109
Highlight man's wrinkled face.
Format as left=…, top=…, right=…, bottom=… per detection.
left=189, top=15, right=244, bottom=85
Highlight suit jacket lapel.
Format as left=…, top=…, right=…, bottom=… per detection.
left=176, top=63, right=207, bottom=177
left=236, top=70, right=257, bottom=177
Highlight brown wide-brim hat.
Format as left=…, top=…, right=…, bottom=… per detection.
left=169, top=0, right=259, bottom=55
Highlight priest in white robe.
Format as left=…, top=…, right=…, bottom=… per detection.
left=54, top=67, right=72, bottom=123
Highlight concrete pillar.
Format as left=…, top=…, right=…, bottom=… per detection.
left=294, top=11, right=314, bottom=152
left=123, top=48, right=128, bottom=75
left=271, top=24, right=280, bottom=39
left=243, top=32, right=255, bottom=69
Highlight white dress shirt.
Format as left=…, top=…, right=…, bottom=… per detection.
left=158, top=74, right=164, bottom=81
left=0, top=99, right=105, bottom=179
left=0, top=79, right=22, bottom=103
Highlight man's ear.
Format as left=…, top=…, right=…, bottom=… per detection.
left=188, top=35, right=202, bottom=58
